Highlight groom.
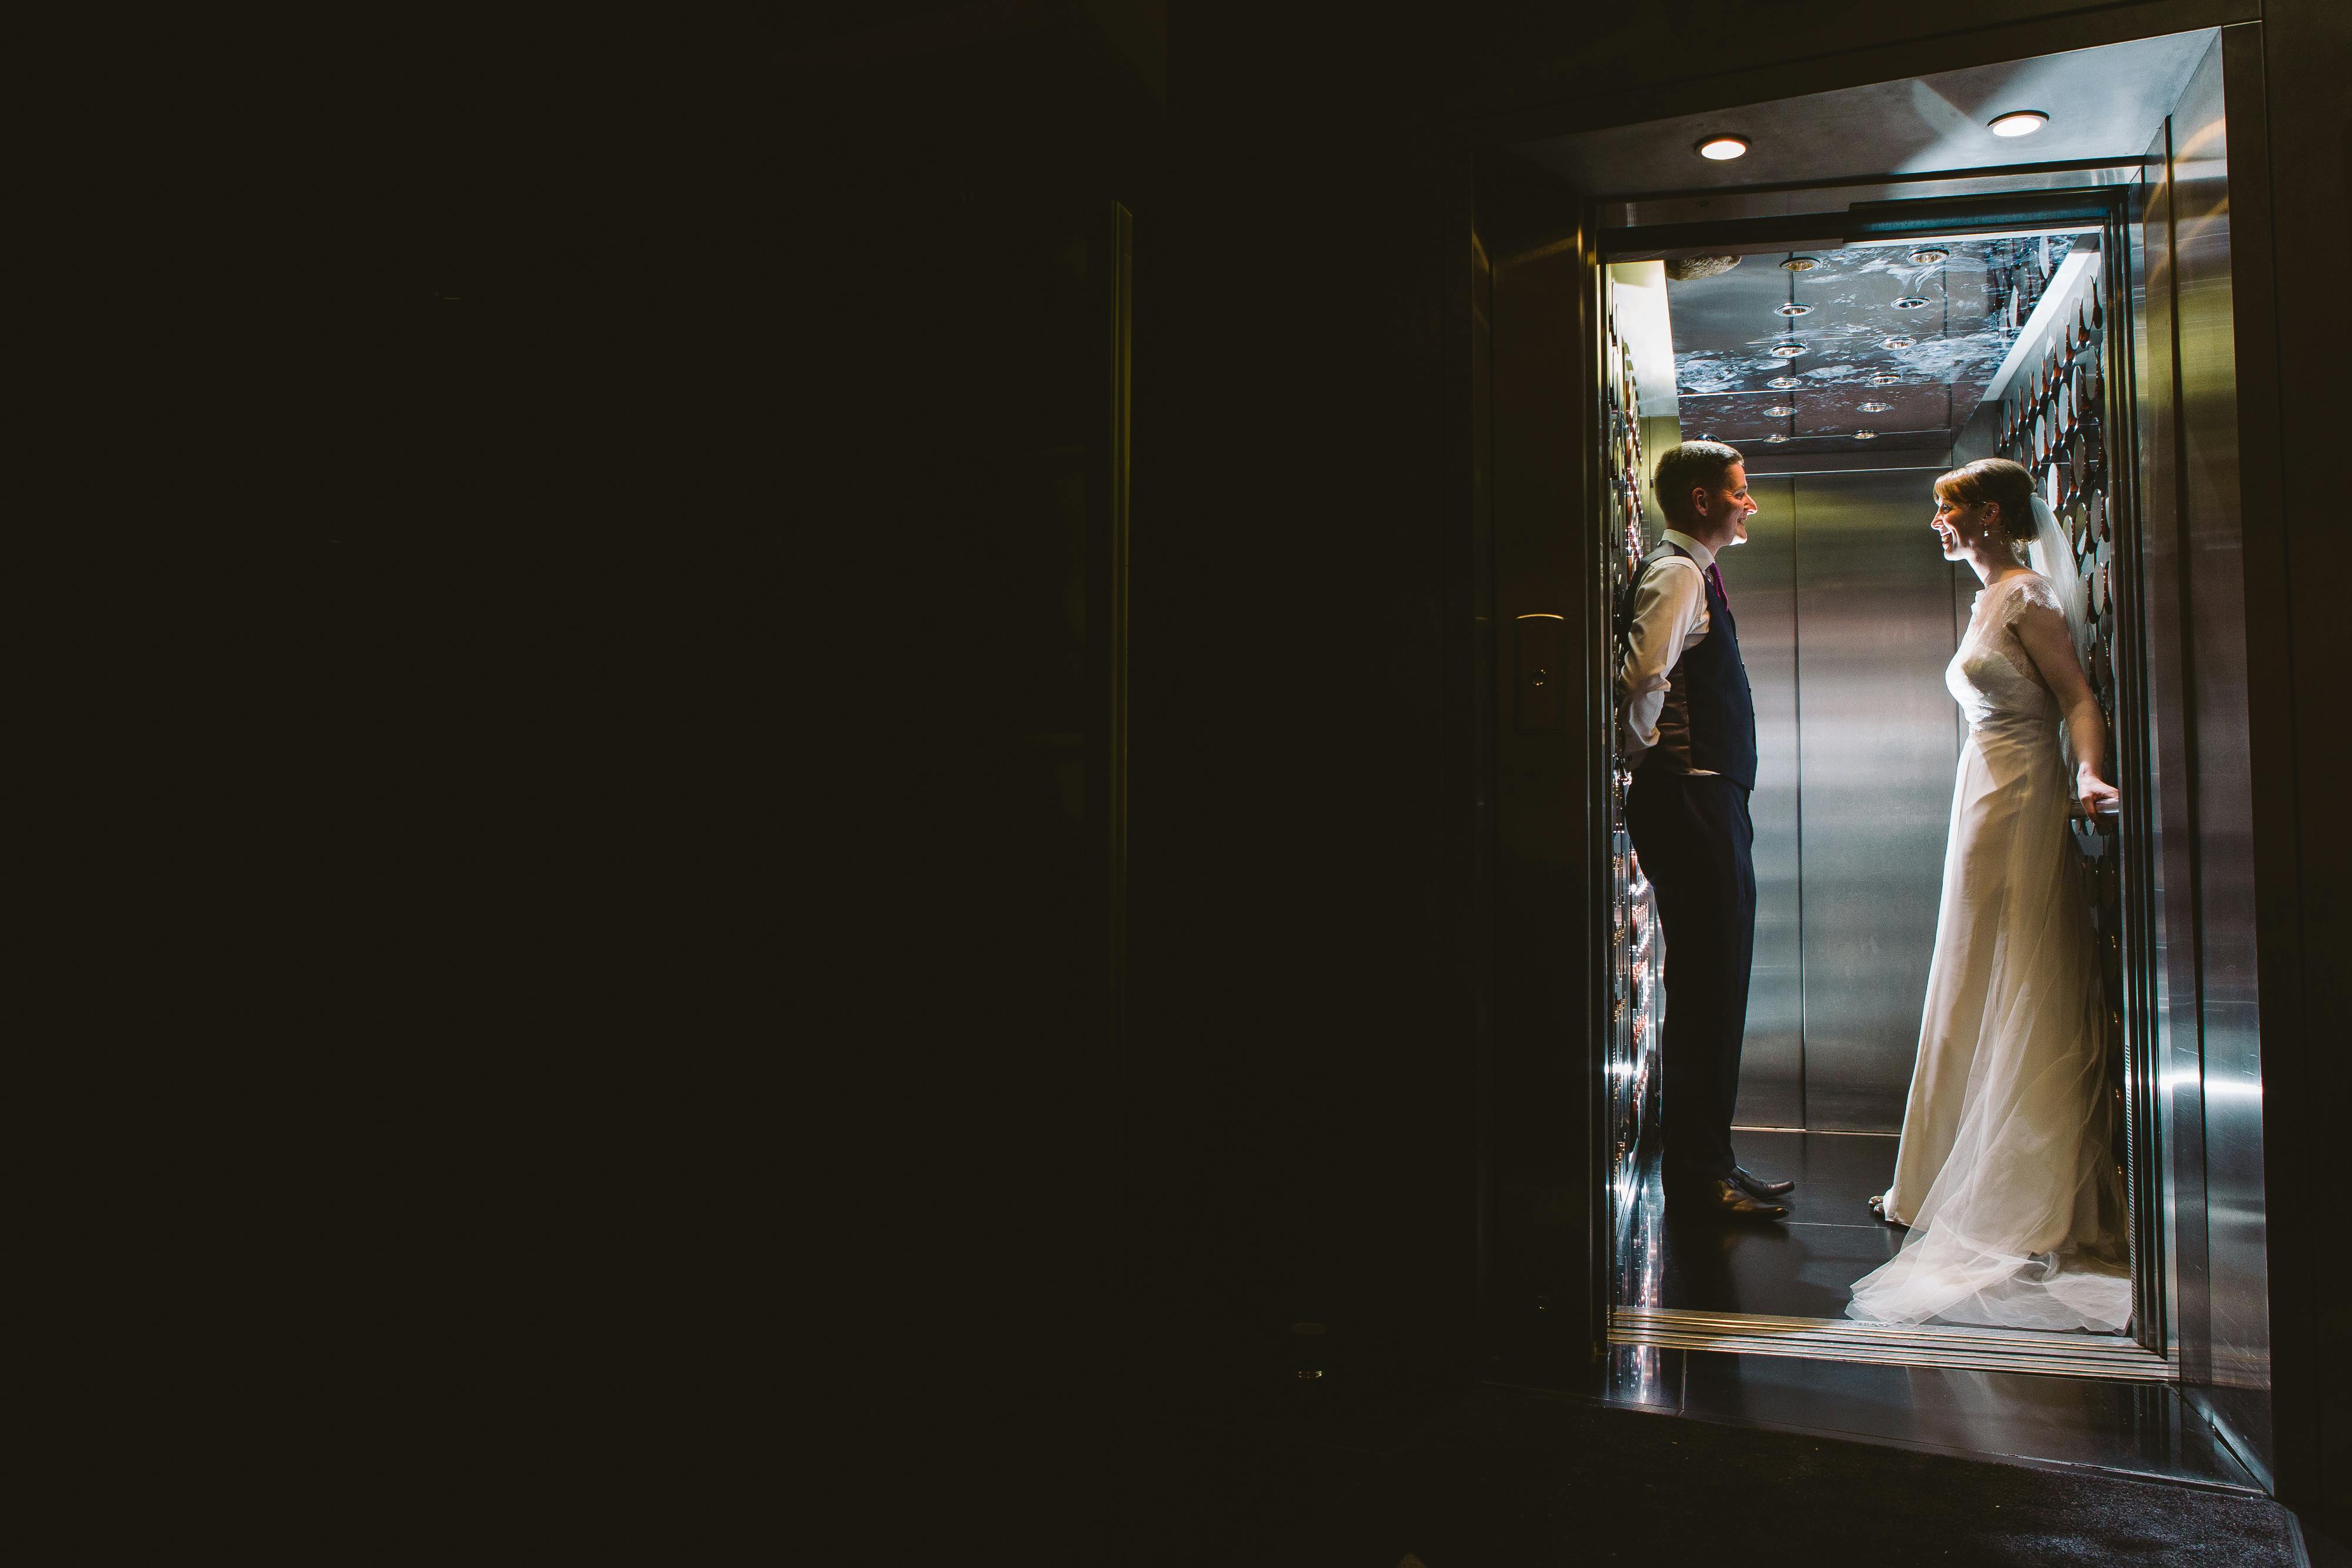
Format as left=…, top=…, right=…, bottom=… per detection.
left=1619, top=442, right=1792, bottom=1222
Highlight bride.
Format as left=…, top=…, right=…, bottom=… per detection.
left=1847, top=457, right=2131, bottom=1334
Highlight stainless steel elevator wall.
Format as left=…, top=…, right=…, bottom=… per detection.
left=1718, top=467, right=1966, bottom=1132
left=2162, top=35, right=2273, bottom=1468
left=2137, top=83, right=2204, bottom=1396
left=1729, top=477, right=1800, bottom=1128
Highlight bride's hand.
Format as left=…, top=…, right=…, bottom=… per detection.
left=2077, top=767, right=2121, bottom=820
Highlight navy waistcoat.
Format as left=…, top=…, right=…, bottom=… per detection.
left=1645, top=543, right=1758, bottom=791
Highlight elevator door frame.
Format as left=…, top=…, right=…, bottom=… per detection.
left=1474, top=20, right=2317, bottom=1505
left=1591, top=188, right=2173, bottom=1376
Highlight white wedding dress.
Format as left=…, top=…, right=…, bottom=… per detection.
left=1847, top=571, right=2132, bottom=1334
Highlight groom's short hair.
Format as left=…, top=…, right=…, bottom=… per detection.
left=1655, top=441, right=1745, bottom=525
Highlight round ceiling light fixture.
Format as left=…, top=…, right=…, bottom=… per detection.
left=1859, top=400, right=1893, bottom=413
left=1696, top=135, right=1749, bottom=161
left=1770, top=341, right=1808, bottom=358
left=1892, top=296, right=1931, bottom=310
left=1908, top=247, right=1951, bottom=265
left=1775, top=302, right=1813, bottom=317
left=1781, top=256, right=1818, bottom=272
left=1989, top=110, right=2049, bottom=138
left=1853, top=430, right=1879, bottom=441
left=1767, top=375, right=1800, bottom=389
left=1765, top=406, right=1794, bottom=417
left=1763, top=433, right=1789, bottom=444
left=1870, top=372, right=1902, bottom=386
left=1883, top=335, right=1916, bottom=350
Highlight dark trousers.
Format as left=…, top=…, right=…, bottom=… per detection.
left=1625, top=770, right=1756, bottom=1194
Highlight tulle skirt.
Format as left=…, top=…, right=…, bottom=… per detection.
left=1847, top=732, right=2131, bottom=1333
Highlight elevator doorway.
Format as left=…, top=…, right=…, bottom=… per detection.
left=1479, top=24, right=2278, bottom=1488
left=1604, top=218, right=2159, bottom=1369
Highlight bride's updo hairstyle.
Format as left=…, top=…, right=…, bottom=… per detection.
left=1935, top=457, right=2037, bottom=543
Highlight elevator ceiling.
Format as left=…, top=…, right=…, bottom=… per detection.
left=1514, top=32, right=2210, bottom=198
left=1666, top=235, right=2084, bottom=454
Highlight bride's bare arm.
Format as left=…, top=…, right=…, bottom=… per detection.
left=2012, top=600, right=2121, bottom=817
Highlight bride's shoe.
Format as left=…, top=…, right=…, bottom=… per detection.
left=1867, top=1194, right=1906, bottom=1226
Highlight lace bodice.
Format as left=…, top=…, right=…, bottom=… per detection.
left=1947, top=574, right=2062, bottom=780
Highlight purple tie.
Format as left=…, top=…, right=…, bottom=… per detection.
left=1706, top=562, right=1729, bottom=607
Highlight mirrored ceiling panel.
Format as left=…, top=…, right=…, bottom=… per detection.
left=1668, top=235, right=2088, bottom=456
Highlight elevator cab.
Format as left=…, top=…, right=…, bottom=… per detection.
left=1477, top=25, right=2282, bottom=1492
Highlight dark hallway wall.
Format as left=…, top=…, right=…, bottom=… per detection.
left=366, top=11, right=1168, bottom=1552
left=1132, top=136, right=1482, bottom=1392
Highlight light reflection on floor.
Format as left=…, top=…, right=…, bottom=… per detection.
left=1601, top=1146, right=2257, bottom=1487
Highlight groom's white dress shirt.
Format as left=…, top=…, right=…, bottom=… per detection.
left=1618, top=527, right=1718, bottom=770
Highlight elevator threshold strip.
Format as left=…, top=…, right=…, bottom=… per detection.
left=1611, top=1306, right=2174, bottom=1382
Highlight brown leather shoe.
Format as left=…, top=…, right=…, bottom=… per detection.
left=1675, top=1178, right=1788, bottom=1222
left=1731, top=1166, right=1795, bottom=1198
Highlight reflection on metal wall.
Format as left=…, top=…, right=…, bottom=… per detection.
left=2171, top=35, right=2273, bottom=1473
left=1716, top=467, right=1964, bottom=1133
left=2136, top=92, right=2206, bottom=1385
left=1990, top=227, right=2139, bottom=1316
left=1793, top=470, right=1967, bottom=1131
left=1605, top=288, right=1669, bottom=1242
left=1730, top=477, right=1800, bottom=1128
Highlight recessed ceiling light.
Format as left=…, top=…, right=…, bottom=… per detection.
left=1870, top=372, right=1902, bottom=386
left=1770, top=341, right=1808, bottom=357
left=1765, top=405, right=1794, bottom=417
left=1781, top=256, right=1818, bottom=272
left=1892, top=296, right=1930, bottom=309
left=1989, top=111, right=2049, bottom=138
left=1909, top=247, right=1950, bottom=265
left=1883, top=336, right=1915, bottom=350
left=1767, top=375, right=1800, bottom=389
left=1697, top=135, right=1749, bottom=160
left=1775, top=302, right=1813, bottom=317
left=1859, top=401, right=1893, bottom=413
left=1763, top=433, right=1789, bottom=444
left=1853, top=430, right=1879, bottom=440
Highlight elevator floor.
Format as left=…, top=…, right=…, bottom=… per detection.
left=1608, top=1133, right=2259, bottom=1490
left=1636, top=1129, right=1903, bottom=1318
left=1600, top=1345, right=2265, bottom=1490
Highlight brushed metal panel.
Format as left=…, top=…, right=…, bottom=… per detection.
left=2136, top=121, right=2208, bottom=1378
left=1793, top=468, right=1965, bottom=1132
left=2169, top=38, right=2272, bottom=1462
left=1720, top=475, right=1800, bottom=1128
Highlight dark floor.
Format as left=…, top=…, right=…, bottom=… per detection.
left=1638, top=1128, right=1906, bottom=1317
left=1140, top=1377, right=2308, bottom=1567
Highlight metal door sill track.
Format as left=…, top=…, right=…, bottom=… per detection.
left=1611, top=1306, right=2175, bottom=1382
